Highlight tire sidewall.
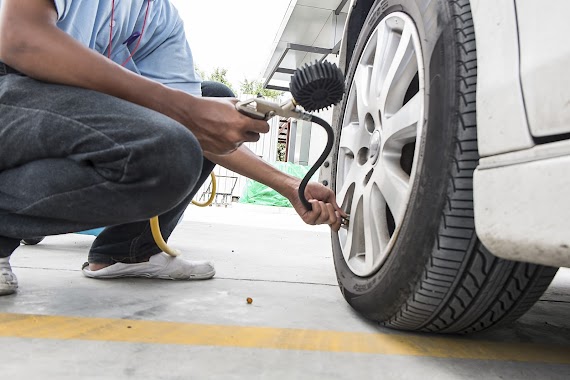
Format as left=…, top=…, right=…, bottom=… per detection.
left=331, top=0, right=460, bottom=320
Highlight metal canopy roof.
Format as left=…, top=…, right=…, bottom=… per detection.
left=262, top=0, right=349, bottom=91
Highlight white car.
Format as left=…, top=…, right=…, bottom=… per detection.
left=319, top=0, right=570, bottom=333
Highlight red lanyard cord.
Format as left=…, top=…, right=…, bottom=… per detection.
left=120, top=0, right=151, bottom=67
left=108, top=0, right=115, bottom=58
left=108, top=0, right=151, bottom=66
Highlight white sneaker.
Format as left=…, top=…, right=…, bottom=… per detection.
left=82, top=252, right=215, bottom=280
left=0, top=257, right=18, bottom=296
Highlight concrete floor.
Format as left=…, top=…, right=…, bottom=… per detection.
left=1, top=203, right=569, bottom=379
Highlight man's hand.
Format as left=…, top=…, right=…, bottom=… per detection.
left=288, top=181, right=346, bottom=232
left=176, top=96, right=270, bottom=155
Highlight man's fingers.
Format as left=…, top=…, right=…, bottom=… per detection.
left=326, top=203, right=338, bottom=225
left=314, top=187, right=347, bottom=218
left=316, top=202, right=331, bottom=225
left=259, top=120, right=270, bottom=134
left=335, top=201, right=348, bottom=217
left=307, top=201, right=336, bottom=226
left=306, top=200, right=321, bottom=225
left=328, top=193, right=347, bottom=218
left=247, top=118, right=270, bottom=134
left=321, top=203, right=339, bottom=228
left=331, top=211, right=342, bottom=232
left=244, top=131, right=261, bottom=142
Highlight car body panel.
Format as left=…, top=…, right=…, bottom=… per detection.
left=473, top=0, right=570, bottom=267
left=474, top=140, right=570, bottom=267
left=516, top=0, right=570, bottom=137
left=470, top=0, right=534, bottom=157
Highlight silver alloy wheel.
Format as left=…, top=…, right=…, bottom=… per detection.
left=336, top=12, right=425, bottom=277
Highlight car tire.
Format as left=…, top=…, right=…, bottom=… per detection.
left=330, top=0, right=558, bottom=333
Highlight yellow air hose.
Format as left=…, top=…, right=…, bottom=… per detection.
left=149, top=172, right=217, bottom=257
left=191, top=172, right=217, bottom=207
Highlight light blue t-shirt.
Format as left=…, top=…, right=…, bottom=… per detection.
left=53, top=0, right=202, bottom=96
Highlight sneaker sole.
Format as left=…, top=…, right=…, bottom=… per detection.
left=82, top=268, right=216, bottom=281
left=0, top=286, right=17, bottom=296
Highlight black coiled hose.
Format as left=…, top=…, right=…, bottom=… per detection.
left=297, top=114, right=335, bottom=211
left=290, top=61, right=345, bottom=212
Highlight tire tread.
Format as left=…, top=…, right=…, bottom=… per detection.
left=384, top=0, right=558, bottom=333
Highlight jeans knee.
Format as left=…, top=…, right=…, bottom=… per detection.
left=160, top=127, right=202, bottom=192
left=201, top=81, right=235, bottom=98
left=135, top=119, right=203, bottom=213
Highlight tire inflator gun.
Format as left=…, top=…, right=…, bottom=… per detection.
left=236, top=61, right=347, bottom=218
left=155, top=61, right=348, bottom=257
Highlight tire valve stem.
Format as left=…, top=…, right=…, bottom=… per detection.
left=341, top=215, right=350, bottom=228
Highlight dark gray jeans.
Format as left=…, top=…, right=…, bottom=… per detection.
left=0, top=62, right=232, bottom=264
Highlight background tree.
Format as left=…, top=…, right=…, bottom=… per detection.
left=194, top=66, right=283, bottom=99
left=240, top=79, right=282, bottom=99
left=207, top=67, right=235, bottom=94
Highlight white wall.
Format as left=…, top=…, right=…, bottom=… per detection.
left=307, top=106, right=334, bottom=167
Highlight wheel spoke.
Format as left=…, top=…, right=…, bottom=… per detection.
left=354, top=63, right=372, bottom=120
left=336, top=162, right=363, bottom=204
left=343, top=186, right=364, bottom=262
left=383, top=92, right=421, bottom=147
left=372, top=164, right=410, bottom=224
left=361, top=185, right=385, bottom=271
left=369, top=23, right=395, bottom=101
left=341, top=221, right=355, bottom=263
left=378, top=22, right=417, bottom=118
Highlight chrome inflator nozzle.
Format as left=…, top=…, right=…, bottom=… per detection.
left=236, top=61, right=346, bottom=212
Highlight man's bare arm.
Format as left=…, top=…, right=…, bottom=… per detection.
left=0, top=0, right=268, bottom=155
left=206, top=148, right=344, bottom=230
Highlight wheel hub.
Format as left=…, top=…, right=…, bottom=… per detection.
left=335, top=12, right=425, bottom=277
left=369, top=130, right=381, bottom=164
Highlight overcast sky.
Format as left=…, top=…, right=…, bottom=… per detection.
left=170, top=0, right=293, bottom=90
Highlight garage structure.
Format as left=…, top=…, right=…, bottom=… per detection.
left=262, top=0, right=349, bottom=168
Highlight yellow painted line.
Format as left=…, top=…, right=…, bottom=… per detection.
left=0, top=313, right=569, bottom=364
